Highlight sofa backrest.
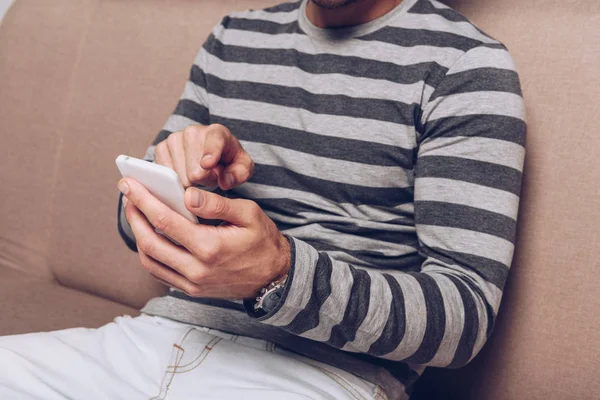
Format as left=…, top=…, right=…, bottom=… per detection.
left=1, top=0, right=598, bottom=398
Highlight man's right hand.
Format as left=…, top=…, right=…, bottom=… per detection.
left=155, top=124, right=254, bottom=190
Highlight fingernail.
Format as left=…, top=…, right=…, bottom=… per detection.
left=202, top=154, right=212, bottom=162
left=190, top=189, right=204, bottom=208
left=225, top=173, right=234, bottom=188
left=118, top=181, right=129, bottom=195
left=122, top=196, right=129, bottom=207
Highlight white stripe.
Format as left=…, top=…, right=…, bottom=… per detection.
left=217, top=27, right=464, bottom=68
left=237, top=183, right=414, bottom=223
left=202, top=48, right=435, bottom=106
left=173, top=82, right=416, bottom=149
left=228, top=8, right=299, bottom=25
left=162, top=114, right=199, bottom=133
left=430, top=0, right=452, bottom=9
left=470, top=289, right=489, bottom=363
left=391, top=13, right=498, bottom=45
left=207, top=93, right=416, bottom=148
left=181, top=73, right=210, bottom=105
left=237, top=182, right=347, bottom=216
left=240, top=141, right=413, bottom=188
left=426, top=273, right=464, bottom=367
left=426, top=91, right=525, bottom=122
left=415, top=177, right=520, bottom=219
left=267, top=210, right=417, bottom=235
left=264, top=238, right=319, bottom=326
left=422, top=260, right=504, bottom=315
left=342, top=269, right=393, bottom=353
left=282, top=224, right=416, bottom=256
left=321, top=251, right=374, bottom=268
left=381, top=273, right=427, bottom=360
left=301, top=263, right=354, bottom=341
left=418, top=136, right=525, bottom=171
left=417, top=224, right=514, bottom=266
left=447, top=47, right=516, bottom=74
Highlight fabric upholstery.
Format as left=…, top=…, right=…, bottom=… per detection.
left=0, top=274, right=138, bottom=336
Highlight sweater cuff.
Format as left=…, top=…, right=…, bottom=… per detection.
left=244, top=237, right=319, bottom=324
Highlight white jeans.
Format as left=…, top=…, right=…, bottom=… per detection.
left=0, top=314, right=388, bottom=400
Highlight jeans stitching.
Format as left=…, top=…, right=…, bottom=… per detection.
left=149, top=327, right=194, bottom=400
left=166, top=335, right=221, bottom=370
left=167, top=337, right=222, bottom=374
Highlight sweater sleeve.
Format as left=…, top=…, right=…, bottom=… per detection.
left=246, top=44, right=526, bottom=368
left=117, top=32, right=216, bottom=250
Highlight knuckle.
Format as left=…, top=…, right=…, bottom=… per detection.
left=187, top=167, right=205, bottom=183
left=245, top=200, right=262, bottom=218
left=156, top=140, right=167, bottom=154
left=238, top=166, right=252, bottom=183
left=202, top=246, right=219, bottom=263
left=185, top=285, right=203, bottom=297
left=208, top=123, right=229, bottom=135
left=166, top=132, right=179, bottom=147
left=138, top=238, right=156, bottom=256
left=183, top=125, right=201, bottom=138
left=150, top=212, right=170, bottom=232
left=139, top=254, right=154, bottom=271
left=188, top=268, right=207, bottom=284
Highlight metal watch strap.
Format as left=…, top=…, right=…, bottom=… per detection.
left=253, top=274, right=288, bottom=314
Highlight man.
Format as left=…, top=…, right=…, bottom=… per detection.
left=0, top=0, right=526, bottom=398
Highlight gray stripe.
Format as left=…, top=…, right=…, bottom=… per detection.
left=266, top=210, right=417, bottom=235
left=228, top=8, right=299, bottom=24
left=470, top=290, right=490, bottom=363
left=446, top=47, right=516, bottom=74
left=430, top=0, right=451, bottom=9
left=282, top=224, right=416, bottom=256
left=201, top=92, right=417, bottom=149
left=263, top=238, right=319, bottom=327
left=216, top=26, right=464, bottom=68
left=238, top=182, right=414, bottom=223
left=342, top=269, right=393, bottom=353
left=417, top=224, right=514, bottom=266
left=241, top=141, right=413, bottom=189
left=300, top=262, right=354, bottom=342
left=202, top=48, right=435, bottom=108
left=162, top=114, right=198, bottom=134
left=381, top=273, right=427, bottom=360
left=426, top=91, right=525, bottom=122
left=390, top=13, right=499, bottom=44
left=426, top=273, right=464, bottom=367
left=415, top=177, right=520, bottom=219
left=424, top=262, right=503, bottom=316
left=419, top=136, right=525, bottom=171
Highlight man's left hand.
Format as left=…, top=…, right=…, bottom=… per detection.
left=118, top=178, right=291, bottom=300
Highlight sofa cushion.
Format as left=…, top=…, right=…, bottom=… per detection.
left=0, top=274, right=139, bottom=336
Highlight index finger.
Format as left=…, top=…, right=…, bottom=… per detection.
left=118, top=177, right=200, bottom=253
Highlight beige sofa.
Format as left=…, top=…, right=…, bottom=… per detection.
left=1, top=0, right=599, bottom=398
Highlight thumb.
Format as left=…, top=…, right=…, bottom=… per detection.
left=185, top=187, right=248, bottom=226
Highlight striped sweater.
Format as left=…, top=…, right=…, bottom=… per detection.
left=118, top=0, right=526, bottom=397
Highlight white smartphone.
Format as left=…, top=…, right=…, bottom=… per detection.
left=115, top=154, right=199, bottom=224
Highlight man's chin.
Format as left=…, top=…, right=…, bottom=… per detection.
left=310, top=0, right=361, bottom=10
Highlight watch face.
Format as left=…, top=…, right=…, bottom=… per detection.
left=262, top=289, right=284, bottom=313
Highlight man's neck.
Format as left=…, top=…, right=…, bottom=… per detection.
left=306, top=0, right=402, bottom=29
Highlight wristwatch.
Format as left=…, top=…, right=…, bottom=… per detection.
left=253, top=274, right=288, bottom=314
